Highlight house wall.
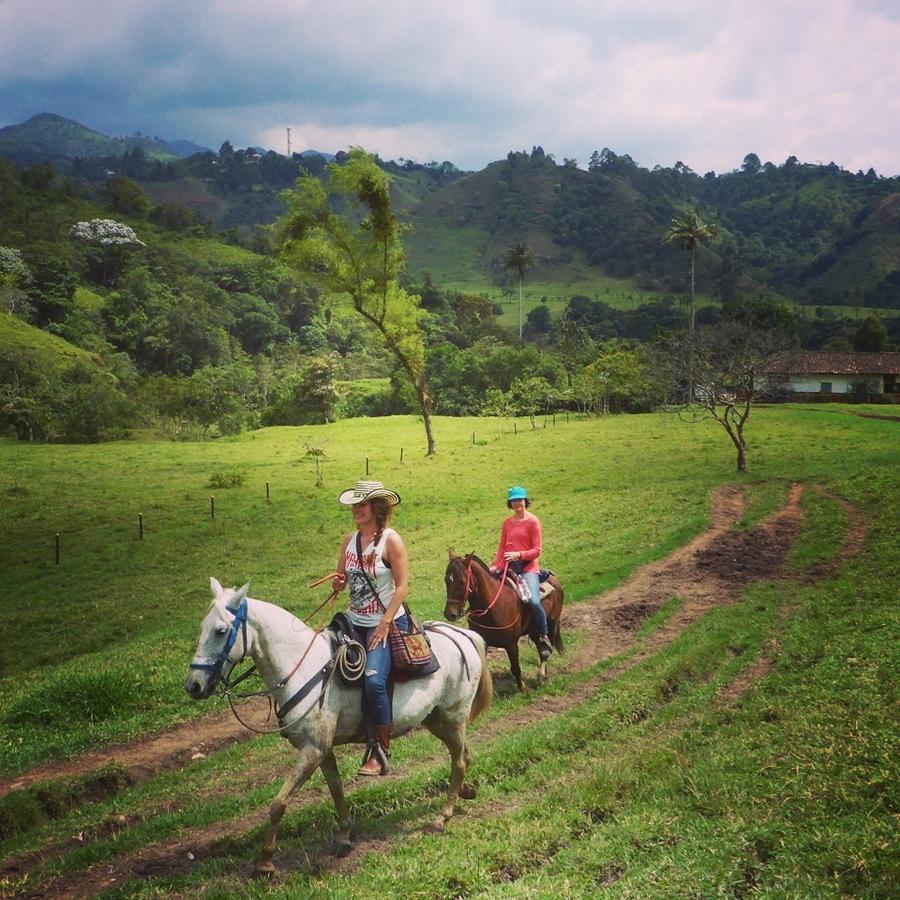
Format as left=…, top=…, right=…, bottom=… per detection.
left=788, top=375, right=884, bottom=394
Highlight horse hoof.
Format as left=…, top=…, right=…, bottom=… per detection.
left=254, top=860, right=276, bottom=878
left=459, top=783, right=477, bottom=800
left=426, top=817, right=447, bottom=834
left=334, top=840, right=353, bottom=858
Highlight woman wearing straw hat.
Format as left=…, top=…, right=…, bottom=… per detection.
left=331, top=479, right=408, bottom=776
left=490, top=485, right=552, bottom=661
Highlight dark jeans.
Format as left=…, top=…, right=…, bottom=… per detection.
left=355, top=614, right=408, bottom=726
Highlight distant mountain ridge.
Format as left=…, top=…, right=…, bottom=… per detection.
left=0, top=113, right=209, bottom=167
left=0, top=114, right=897, bottom=310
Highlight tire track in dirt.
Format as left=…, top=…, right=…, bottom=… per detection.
left=4, top=482, right=868, bottom=899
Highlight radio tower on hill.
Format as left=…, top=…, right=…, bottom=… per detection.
left=286, top=128, right=292, bottom=157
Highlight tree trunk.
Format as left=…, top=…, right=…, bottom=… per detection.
left=415, top=381, right=437, bottom=456
left=736, top=441, right=747, bottom=472
left=688, top=246, right=695, bottom=404
left=518, top=277, right=524, bottom=341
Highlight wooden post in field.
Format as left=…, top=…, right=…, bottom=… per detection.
left=365, top=457, right=369, bottom=476
left=139, top=513, right=144, bottom=540
left=400, top=447, right=404, bottom=463
left=514, top=421, right=518, bottom=435
left=566, top=412, right=570, bottom=424
left=472, top=431, right=476, bottom=445
left=553, top=413, right=556, bottom=426
left=266, top=481, right=270, bottom=502
left=210, top=496, right=215, bottom=520
left=55, top=532, right=60, bottom=565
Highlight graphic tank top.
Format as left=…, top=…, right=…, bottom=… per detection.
left=345, top=528, right=402, bottom=627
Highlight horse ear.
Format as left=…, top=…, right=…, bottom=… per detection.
left=227, top=581, right=250, bottom=610
left=448, top=547, right=457, bottom=559
left=210, top=577, right=223, bottom=597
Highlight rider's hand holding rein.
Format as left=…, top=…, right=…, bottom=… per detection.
left=368, top=530, right=409, bottom=649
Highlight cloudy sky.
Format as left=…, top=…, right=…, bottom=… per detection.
left=1, top=0, right=898, bottom=174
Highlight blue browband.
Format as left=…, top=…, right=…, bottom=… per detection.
left=189, top=598, right=249, bottom=687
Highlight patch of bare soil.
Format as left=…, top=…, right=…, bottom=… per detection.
left=850, top=411, right=900, bottom=423
left=4, top=482, right=868, bottom=899
left=0, top=709, right=259, bottom=801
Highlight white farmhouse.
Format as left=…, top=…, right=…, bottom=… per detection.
left=764, top=351, right=900, bottom=400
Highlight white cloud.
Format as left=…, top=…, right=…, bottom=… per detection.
left=0, top=0, right=897, bottom=174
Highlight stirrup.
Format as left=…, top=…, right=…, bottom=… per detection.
left=538, top=635, right=552, bottom=662
left=359, top=739, right=390, bottom=776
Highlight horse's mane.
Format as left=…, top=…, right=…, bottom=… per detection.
left=466, top=554, right=497, bottom=578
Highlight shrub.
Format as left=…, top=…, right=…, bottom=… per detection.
left=207, top=470, right=247, bottom=489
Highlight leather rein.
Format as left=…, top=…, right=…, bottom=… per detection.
left=191, top=574, right=350, bottom=734
left=457, top=557, right=522, bottom=630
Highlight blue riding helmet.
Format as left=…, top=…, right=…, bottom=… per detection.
left=507, top=486, right=528, bottom=501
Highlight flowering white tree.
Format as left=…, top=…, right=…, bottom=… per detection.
left=0, top=246, right=31, bottom=317
left=70, top=219, right=145, bottom=286
left=69, top=219, right=146, bottom=246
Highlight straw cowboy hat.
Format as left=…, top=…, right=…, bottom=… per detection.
left=338, top=479, right=401, bottom=506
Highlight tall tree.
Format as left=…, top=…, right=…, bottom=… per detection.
left=504, top=241, right=535, bottom=340
left=277, top=148, right=437, bottom=454
left=663, top=206, right=719, bottom=400
left=853, top=314, right=887, bottom=352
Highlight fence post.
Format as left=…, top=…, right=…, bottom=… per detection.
left=210, top=496, right=215, bottom=520
left=266, top=481, right=270, bottom=502
left=400, top=447, right=404, bottom=463
left=366, top=457, right=370, bottom=476
left=514, top=421, right=518, bottom=435
left=472, top=431, right=476, bottom=445
left=139, top=513, right=144, bottom=540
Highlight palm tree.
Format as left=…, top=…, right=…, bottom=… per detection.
left=504, top=241, right=535, bottom=340
left=664, top=207, right=719, bottom=400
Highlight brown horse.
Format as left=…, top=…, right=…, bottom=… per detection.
left=444, top=550, right=564, bottom=691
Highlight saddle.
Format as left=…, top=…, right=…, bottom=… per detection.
left=505, top=569, right=555, bottom=603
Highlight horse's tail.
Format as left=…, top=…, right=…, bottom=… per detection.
left=468, top=633, right=493, bottom=722
left=551, top=579, right=565, bottom=655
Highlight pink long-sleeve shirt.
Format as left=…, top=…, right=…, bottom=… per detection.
left=491, top=513, right=542, bottom=574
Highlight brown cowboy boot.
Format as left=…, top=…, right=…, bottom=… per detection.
left=358, top=723, right=392, bottom=776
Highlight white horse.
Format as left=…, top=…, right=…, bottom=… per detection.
left=185, top=577, right=493, bottom=874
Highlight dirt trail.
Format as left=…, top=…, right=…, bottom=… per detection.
left=0, top=714, right=255, bottom=801
left=3, top=482, right=867, bottom=899
left=0, top=484, right=743, bottom=801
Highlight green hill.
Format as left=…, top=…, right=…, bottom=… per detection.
left=0, top=113, right=182, bottom=168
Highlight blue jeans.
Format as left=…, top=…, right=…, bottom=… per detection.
left=522, top=572, right=547, bottom=636
left=355, top=614, right=408, bottom=726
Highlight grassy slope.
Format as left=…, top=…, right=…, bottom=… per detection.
left=0, top=407, right=896, bottom=896
left=0, top=406, right=895, bottom=770
left=0, top=313, right=100, bottom=374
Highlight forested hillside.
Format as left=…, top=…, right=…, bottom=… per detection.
left=1, top=115, right=898, bottom=444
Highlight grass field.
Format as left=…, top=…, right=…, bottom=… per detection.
left=0, top=405, right=897, bottom=897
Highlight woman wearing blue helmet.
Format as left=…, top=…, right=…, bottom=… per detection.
left=490, top=485, right=552, bottom=661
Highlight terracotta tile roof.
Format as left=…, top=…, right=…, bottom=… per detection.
left=767, top=351, right=900, bottom=375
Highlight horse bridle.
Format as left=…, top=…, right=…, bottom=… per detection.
left=189, top=583, right=362, bottom=734
left=452, top=556, right=520, bottom=630
left=189, top=597, right=250, bottom=689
